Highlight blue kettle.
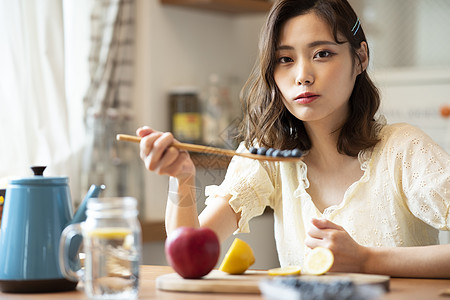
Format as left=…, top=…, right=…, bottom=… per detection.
left=0, top=166, right=105, bottom=293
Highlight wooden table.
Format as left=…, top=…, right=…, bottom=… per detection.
left=0, top=265, right=449, bottom=299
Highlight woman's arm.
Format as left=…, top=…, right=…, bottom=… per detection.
left=306, top=218, right=450, bottom=278
left=199, top=193, right=239, bottom=243
left=165, top=175, right=239, bottom=241
left=364, top=244, right=450, bottom=278
left=165, top=175, right=200, bottom=234
left=137, top=127, right=200, bottom=235
left=137, top=127, right=239, bottom=240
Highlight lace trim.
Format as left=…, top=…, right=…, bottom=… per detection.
left=358, top=149, right=372, bottom=172
left=293, top=161, right=309, bottom=198
left=358, top=115, right=387, bottom=171
left=205, top=185, right=249, bottom=233
left=205, top=178, right=269, bottom=234
left=205, top=185, right=248, bottom=232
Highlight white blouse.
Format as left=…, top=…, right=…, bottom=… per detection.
left=205, top=123, right=450, bottom=267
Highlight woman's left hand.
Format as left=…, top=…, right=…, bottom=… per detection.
left=304, top=218, right=369, bottom=273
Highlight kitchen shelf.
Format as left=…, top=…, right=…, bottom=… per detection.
left=160, top=0, right=272, bottom=14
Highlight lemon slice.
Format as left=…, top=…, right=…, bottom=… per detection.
left=219, top=238, right=255, bottom=275
left=87, top=228, right=131, bottom=239
left=304, top=247, right=334, bottom=275
left=268, top=266, right=301, bottom=276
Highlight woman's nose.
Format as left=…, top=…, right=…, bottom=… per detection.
left=295, top=63, right=314, bottom=86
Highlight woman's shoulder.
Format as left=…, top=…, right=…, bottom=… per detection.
left=378, top=122, right=430, bottom=144
left=375, top=121, right=446, bottom=159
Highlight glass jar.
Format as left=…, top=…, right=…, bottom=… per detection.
left=60, top=197, right=142, bottom=300
left=83, top=197, right=142, bottom=299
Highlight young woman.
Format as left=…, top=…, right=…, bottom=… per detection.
left=137, top=0, right=450, bottom=278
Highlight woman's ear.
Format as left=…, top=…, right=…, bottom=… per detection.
left=356, top=41, right=369, bottom=74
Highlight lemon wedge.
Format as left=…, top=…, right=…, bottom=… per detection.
left=87, top=228, right=131, bottom=239
left=219, top=238, right=255, bottom=274
left=268, top=266, right=302, bottom=276
left=304, top=247, right=334, bottom=275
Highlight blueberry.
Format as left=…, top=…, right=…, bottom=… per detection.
left=291, top=149, right=303, bottom=157
left=266, top=148, right=275, bottom=156
left=257, top=147, right=268, bottom=155
left=272, top=149, right=285, bottom=157
left=282, top=150, right=292, bottom=157
left=271, top=149, right=280, bottom=157
left=250, top=147, right=302, bottom=158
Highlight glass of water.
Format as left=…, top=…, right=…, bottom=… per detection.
left=60, top=197, right=142, bottom=300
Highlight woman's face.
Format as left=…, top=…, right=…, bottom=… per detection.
left=274, top=12, right=361, bottom=130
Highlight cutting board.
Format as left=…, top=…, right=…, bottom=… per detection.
left=156, top=270, right=390, bottom=294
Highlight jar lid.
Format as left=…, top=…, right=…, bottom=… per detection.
left=87, top=197, right=137, bottom=211
left=87, top=197, right=138, bottom=218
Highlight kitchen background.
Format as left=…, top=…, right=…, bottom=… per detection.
left=135, top=0, right=450, bottom=267
left=0, top=0, right=449, bottom=269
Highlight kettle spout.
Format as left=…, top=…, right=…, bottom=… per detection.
left=69, top=184, right=106, bottom=225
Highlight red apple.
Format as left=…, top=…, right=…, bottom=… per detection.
left=165, top=226, right=220, bottom=279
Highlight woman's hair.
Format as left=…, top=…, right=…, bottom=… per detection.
left=239, top=0, right=380, bottom=156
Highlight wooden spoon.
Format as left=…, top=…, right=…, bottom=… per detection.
left=116, top=134, right=303, bottom=162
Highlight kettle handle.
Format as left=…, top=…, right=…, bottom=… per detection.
left=59, top=223, right=84, bottom=282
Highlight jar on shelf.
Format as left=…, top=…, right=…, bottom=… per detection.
left=169, top=87, right=202, bottom=144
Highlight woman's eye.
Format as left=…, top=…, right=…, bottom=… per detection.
left=278, top=56, right=293, bottom=63
left=314, top=51, right=334, bottom=59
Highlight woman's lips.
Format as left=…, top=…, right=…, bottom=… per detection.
left=294, top=92, right=319, bottom=104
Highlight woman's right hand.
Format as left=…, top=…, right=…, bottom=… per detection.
left=136, top=126, right=195, bottom=179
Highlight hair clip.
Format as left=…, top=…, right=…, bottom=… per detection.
left=351, top=18, right=361, bottom=36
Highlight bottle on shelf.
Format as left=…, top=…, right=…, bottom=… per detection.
left=168, top=86, right=202, bottom=145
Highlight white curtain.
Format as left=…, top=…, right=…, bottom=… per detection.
left=0, top=0, right=139, bottom=207
left=0, top=0, right=87, bottom=201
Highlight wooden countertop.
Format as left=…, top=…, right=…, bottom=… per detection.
left=0, top=265, right=449, bottom=299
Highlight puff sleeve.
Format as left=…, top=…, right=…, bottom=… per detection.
left=387, top=124, right=450, bottom=230
left=205, top=143, right=276, bottom=233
